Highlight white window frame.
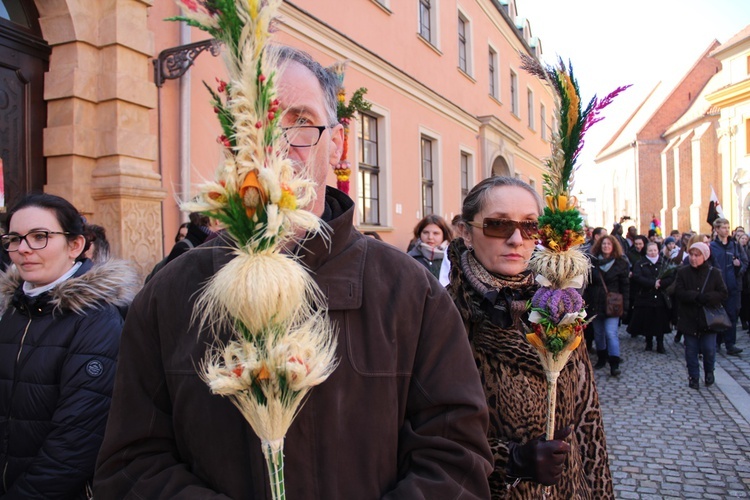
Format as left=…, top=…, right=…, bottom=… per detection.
left=457, top=8, right=473, bottom=77
left=488, top=44, right=499, bottom=100
left=510, top=69, right=519, bottom=116
left=527, top=87, right=535, bottom=130
left=418, top=0, right=440, bottom=49
left=540, top=103, right=547, bottom=140
left=459, top=147, right=475, bottom=204
left=353, top=104, right=392, bottom=228
left=419, top=128, right=442, bottom=218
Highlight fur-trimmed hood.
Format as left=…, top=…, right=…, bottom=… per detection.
left=0, top=259, right=140, bottom=316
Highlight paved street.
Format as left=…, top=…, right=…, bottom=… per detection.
left=594, top=325, right=750, bottom=498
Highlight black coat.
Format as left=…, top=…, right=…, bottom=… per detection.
left=0, top=259, right=138, bottom=499
left=585, top=255, right=630, bottom=317
left=674, top=263, right=728, bottom=336
left=632, top=257, right=676, bottom=309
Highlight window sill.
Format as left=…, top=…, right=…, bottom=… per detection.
left=370, top=0, right=392, bottom=14
left=358, top=224, right=394, bottom=233
left=417, top=34, right=442, bottom=55
left=489, top=94, right=502, bottom=106
left=458, top=67, right=475, bottom=83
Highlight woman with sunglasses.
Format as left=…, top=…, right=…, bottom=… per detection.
left=407, top=215, right=452, bottom=280
left=447, top=176, right=613, bottom=498
left=0, top=193, right=139, bottom=498
left=584, top=234, right=630, bottom=376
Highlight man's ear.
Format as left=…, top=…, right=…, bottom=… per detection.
left=328, top=123, right=344, bottom=166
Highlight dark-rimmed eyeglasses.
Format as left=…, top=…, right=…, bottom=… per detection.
left=1, top=231, right=70, bottom=252
left=466, top=218, right=539, bottom=239
left=281, top=125, right=334, bottom=148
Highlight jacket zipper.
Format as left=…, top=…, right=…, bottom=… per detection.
left=2, top=317, right=32, bottom=493
left=16, top=317, right=32, bottom=363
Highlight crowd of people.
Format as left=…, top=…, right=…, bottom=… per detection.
left=0, top=46, right=656, bottom=498
left=572, top=218, right=746, bottom=391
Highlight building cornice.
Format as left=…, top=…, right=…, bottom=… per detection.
left=477, top=114, right=524, bottom=144
left=706, top=78, right=750, bottom=108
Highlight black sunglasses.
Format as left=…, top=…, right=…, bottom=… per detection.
left=466, top=218, right=539, bottom=239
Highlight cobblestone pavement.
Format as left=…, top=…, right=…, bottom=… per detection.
left=594, top=324, right=750, bottom=499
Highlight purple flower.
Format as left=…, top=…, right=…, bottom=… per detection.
left=532, top=288, right=553, bottom=309
left=548, top=291, right=563, bottom=323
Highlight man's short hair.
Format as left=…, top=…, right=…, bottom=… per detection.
left=270, top=45, right=338, bottom=125
left=712, top=217, right=730, bottom=229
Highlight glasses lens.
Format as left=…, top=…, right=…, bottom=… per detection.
left=284, top=126, right=322, bottom=147
left=0, top=235, right=15, bottom=251
left=27, top=231, right=49, bottom=249
left=483, top=219, right=538, bottom=239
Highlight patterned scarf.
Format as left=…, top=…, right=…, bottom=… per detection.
left=461, top=249, right=536, bottom=329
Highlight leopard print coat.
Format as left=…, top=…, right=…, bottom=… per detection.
left=447, top=240, right=614, bottom=499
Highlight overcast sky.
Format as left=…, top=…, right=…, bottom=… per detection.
left=514, top=0, right=750, bottom=195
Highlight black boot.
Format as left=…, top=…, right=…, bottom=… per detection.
left=705, top=372, right=715, bottom=386
left=609, top=356, right=621, bottom=377
left=645, top=336, right=653, bottom=351
left=656, top=334, right=665, bottom=354
left=594, top=350, right=607, bottom=369
left=689, top=377, right=699, bottom=390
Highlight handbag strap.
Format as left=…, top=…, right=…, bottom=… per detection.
left=700, top=266, right=713, bottom=294
left=598, top=266, right=610, bottom=294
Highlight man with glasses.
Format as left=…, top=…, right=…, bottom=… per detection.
left=95, top=46, right=492, bottom=499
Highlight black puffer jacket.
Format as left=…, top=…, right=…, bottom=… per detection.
left=0, top=259, right=139, bottom=499
left=584, top=255, right=630, bottom=317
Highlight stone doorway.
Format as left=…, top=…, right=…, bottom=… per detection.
left=0, top=0, right=49, bottom=221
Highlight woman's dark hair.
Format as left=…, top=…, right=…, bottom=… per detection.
left=175, top=222, right=190, bottom=243
left=84, top=224, right=110, bottom=262
left=7, top=193, right=90, bottom=261
left=413, top=214, right=453, bottom=242
left=461, top=176, right=543, bottom=225
left=633, top=235, right=649, bottom=256
left=591, top=234, right=624, bottom=259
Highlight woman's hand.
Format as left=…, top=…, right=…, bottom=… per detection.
left=508, top=426, right=572, bottom=486
left=655, top=279, right=661, bottom=290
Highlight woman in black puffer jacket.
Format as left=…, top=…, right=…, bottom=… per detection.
left=0, top=194, right=139, bottom=499
left=584, top=235, right=630, bottom=377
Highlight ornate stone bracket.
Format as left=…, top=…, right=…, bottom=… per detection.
left=153, top=39, right=222, bottom=88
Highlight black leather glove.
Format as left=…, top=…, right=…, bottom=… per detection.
left=507, top=427, right=572, bottom=486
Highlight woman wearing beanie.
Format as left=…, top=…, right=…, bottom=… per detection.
left=674, top=242, right=728, bottom=390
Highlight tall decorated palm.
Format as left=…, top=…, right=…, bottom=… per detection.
left=168, top=1, right=339, bottom=498
left=520, top=54, right=628, bottom=495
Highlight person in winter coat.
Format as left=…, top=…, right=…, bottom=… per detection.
left=0, top=193, right=139, bottom=499
left=448, top=176, right=614, bottom=499
left=709, top=217, right=747, bottom=355
left=93, top=47, right=493, bottom=499
left=585, top=235, right=630, bottom=376
left=674, top=242, right=728, bottom=390
left=407, top=214, right=452, bottom=280
left=627, top=242, right=677, bottom=353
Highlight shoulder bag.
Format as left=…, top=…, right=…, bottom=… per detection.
left=599, top=268, right=624, bottom=318
left=700, top=266, right=732, bottom=331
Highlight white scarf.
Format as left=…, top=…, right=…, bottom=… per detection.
left=22, top=262, right=83, bottom=297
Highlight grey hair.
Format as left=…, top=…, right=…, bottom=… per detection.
left=268, top=45, right=339, bottom=125
left=461, top=176, right=543, bottom=223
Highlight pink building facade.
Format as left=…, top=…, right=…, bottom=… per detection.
left=153, top=0, right=555, bottom=251
left=0, top=0, right=555, bottom=276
